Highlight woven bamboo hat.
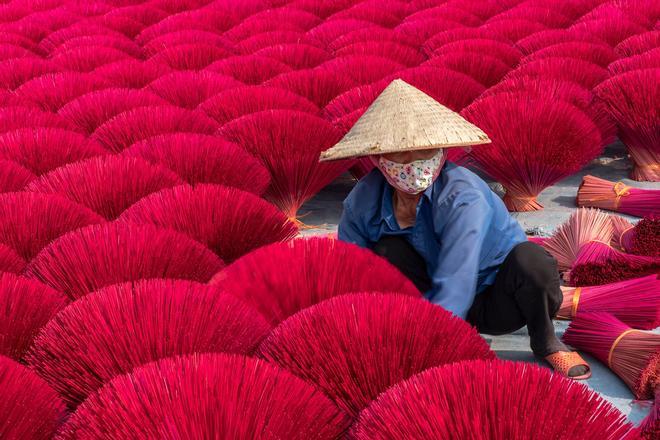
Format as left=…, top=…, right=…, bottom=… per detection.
left=319, top=79, right=491, bottom=161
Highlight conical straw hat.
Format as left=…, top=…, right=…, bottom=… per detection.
left=319, top=79, right=491, bottom=161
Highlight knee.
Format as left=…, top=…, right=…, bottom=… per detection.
left=509, top=242, right=560, bottom=293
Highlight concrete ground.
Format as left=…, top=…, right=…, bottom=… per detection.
left=300, top=141, right=659, bottom=425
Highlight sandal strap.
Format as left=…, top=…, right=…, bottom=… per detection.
left=545, top=351, right=590, bottom=377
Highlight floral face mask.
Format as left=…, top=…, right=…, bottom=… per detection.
left=375, top=150, right=446, bottom=194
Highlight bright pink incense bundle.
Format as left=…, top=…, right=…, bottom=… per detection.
left=0, top=57, right=61, bottom=90
left=26, top=155, right=183, bottom=220
left=48, top=46, right=133, bottom=73
left=328, top=27, right=413, bottom=52
left=0, top=355, right=66, bottom=440
left=220, top=110, right=351, bottom=219
left=265, top=68, right=354, bottom=108
left=124, top=133, right=270, bottom=194
left=569, top=241, right=660, bottom=286
left=594, top=69, right=659, bottom=181
left=640, top=388, right=659, bottom=439
left=148, top=43, right=232, bottom=70
left=207, top=54, right=292, bottom=84
left=569, top=18, right=647, bottom=47
left=25, top=222, right=223, bottom=300
left=520, top=41, right=617, bottom=67
left=254, top=43, right=331, bottom=70
left=515, top=28, right=609, bottom=55
left=614, top=217, right=660, bottom=257
left=57, top=88, right=167, bottom=135
left=615, top=31, right=660, bottom=57
left=608, top=48, right=660, bottom=75
left=335, top=40, right=426, bottom=67
left=0, top=127, right=105, bottom=175
left=318, top=55, right=405, bottom=87
left=92, top=58, right=170, bottom=88
left=461, top=93, right=602, bottom=211
left=200, top=85, right=319, bottom=126
left=49, top=34, right=142, bottom=59
left=503, top=57, right=609, bottom=89
left=14, top=71, right=110, bottom=112
left=210, top=237, right=420, bottom=325
left=120, top=184, right=298, bottom=263
left=329, top=1, right=406, bottom=27
left=0, top=243, right=24, bottom=274
left=257, top=293, right=494, bottom=418
left=577, top=175, right=660, bottom=217
left=58, top=353, right=350, bottom=439
left=423, top=52, right=511, bottom=87
left=306, top=18, right=379, bottom=46
left=350, top=359, right=636, bottom=440
left=234, top=30, right=316, bottom=54
left=557, top=275, right=659, bottom=329
left=488, top=5, right=572, bottom=27
left=0, top=160, right=34, bottom=193
left=0, top=192, right=104, bottom=261
left=479, top=18, right=548, bottom=42
left=425, top=38, right=523, bottom=67
left=0, top=272, right=68, bottom=360
left=141, top=29, right=231, bottom=58
left=145, top=70, right=242, bottom=109
left=563, top=312, right=660, bottom=400
left=322, top=81, right=384, bottom=122
left=91, top=105, right=219, bottom=153
left=394, top=18, right=465, bottom=47
left=542, top=208, right=614, bottom=271
left=27, top=279, right=271, bottom=406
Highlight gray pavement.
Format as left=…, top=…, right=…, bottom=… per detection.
left=300, top=141, right=659, bottom=425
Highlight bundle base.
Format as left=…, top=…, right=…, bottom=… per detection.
left=503, top=192, right=543, bottom=212
left=631, top=165, right=659, bottom=182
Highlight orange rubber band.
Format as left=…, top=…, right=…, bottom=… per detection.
left=571, top=287, right=582, bottom=318
left=608, top=329, right=642, bottom=368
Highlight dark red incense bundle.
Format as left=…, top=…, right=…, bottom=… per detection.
left=563, top=312, right=660, bottom=400
left=640, top=388, right=659, bottom=440
left=609, top=48, right=660, bottom=76
left=0, top=160, right=34, bottom=193
left=26, top=155, right=183, bottom=220
left=0, top=355, right=67, bottom=440
left=425, top=38, right=523, bottom=67
left=264, top=68, right=354, bottom=108
left=595, top=69, right=659, bottom=181
left=124, top=133, right=270, bottom=194
left=14, top=71, right=110, bottom=112
left=350, top=359, right=637, bottom=440
left=424, top=52, right=511, bottom=87
left=91, top=105, right=218, bottom=153
left=520, top=41, right=617, bottom=67
left=503, top=57, right=608, bottom=89
left=569, top=241, right=660, bottom=286
left=27, top=279, right=271, bottom=406
left=335, top=40, right=426, bottom=67
left=569, top=18, right=647, bottom=47
left=92, top=58, right=170, bottom=88
left=120, top=184, right=298, bottom=263
left=148, top=43, right=232, bottom=70
left=254, top=43, right=331, bottom=70
left=49, top=46, right=132, bottom=72
left=59, top=353, right=350, bottom=439
left=57, top=88, right=166, bottom=135
left=207, top=54, right=292, bottom=84
left=318, top=55, right=404, bottom=87
left=0, top=192, right=104, bottom=261
left=25, top=222, right=223, bottom=300
left=145, top=70, right=241, bottom=109
left=211, top=237, right=420, bottom=325
left=462, top=93, right=602, bottom=211
left=258, top=293, right=494, bottom=418
left=0, top=272, right=67, bottom=360
left=0, top=243, right=24, bottom=274
left=615, top=31, right=660, bottom=57
left=542, top=208, right=614, bottom=271
left=0, top=127, right=105, bottom=175
left=577, top=175, right=660, bottom=217
left=613, top=217, right=660, bottom=258
left=557, top=275, right=659, bottom=329
left=220, top=110, right=350, bottom=218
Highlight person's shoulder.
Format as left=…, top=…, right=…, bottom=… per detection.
left=343, top=168, right=384, bottom=213
left=436, top=162, right=492, bottom=201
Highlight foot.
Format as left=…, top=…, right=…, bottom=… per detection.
left=544, top=351, right=592, bottom=380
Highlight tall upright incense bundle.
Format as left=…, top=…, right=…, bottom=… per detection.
left=563, top=312, right=660, bottom=400
left=577, top=175, right=660, bottom=217
left=557, top=275, right=659, bottom=330
left=542, top=208, right=614, bottom=271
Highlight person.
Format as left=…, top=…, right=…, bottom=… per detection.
left=319, top=79, right=590, bottom=379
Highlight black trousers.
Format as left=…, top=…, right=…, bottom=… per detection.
left=372, top=236, right=563, bottom=357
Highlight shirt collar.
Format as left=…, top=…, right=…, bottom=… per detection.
left=379, top=175, right=438, bottom=231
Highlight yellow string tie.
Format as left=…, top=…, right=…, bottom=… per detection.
left=612, top=181, right=631, bottom=210
left=637, top=163, right=660, bottom=170
left=571, top=287, right=582, bottom=318
left=608, top=329, right=643, bottom=368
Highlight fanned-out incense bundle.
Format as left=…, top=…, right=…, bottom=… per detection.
left=563, top=312, right=660, bottom=400
left=557, top=275, right=660, bottom=330
left=577, top=175, right=660, bottom=218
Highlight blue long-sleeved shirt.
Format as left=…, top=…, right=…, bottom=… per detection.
left=338, top=162, right=526, bottom=319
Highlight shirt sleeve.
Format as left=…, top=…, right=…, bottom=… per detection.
left=427, top=189, right=493, bottom=319
left=338, top=203, right=369, bottom=247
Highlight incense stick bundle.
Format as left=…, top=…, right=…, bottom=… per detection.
left=577, top=175, right=660, bottom=218
left=612, top=217, right=660, bottom=257
left=563, top=312, right=659, bottom=400
left=557, top=275, right=660, bottom=330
